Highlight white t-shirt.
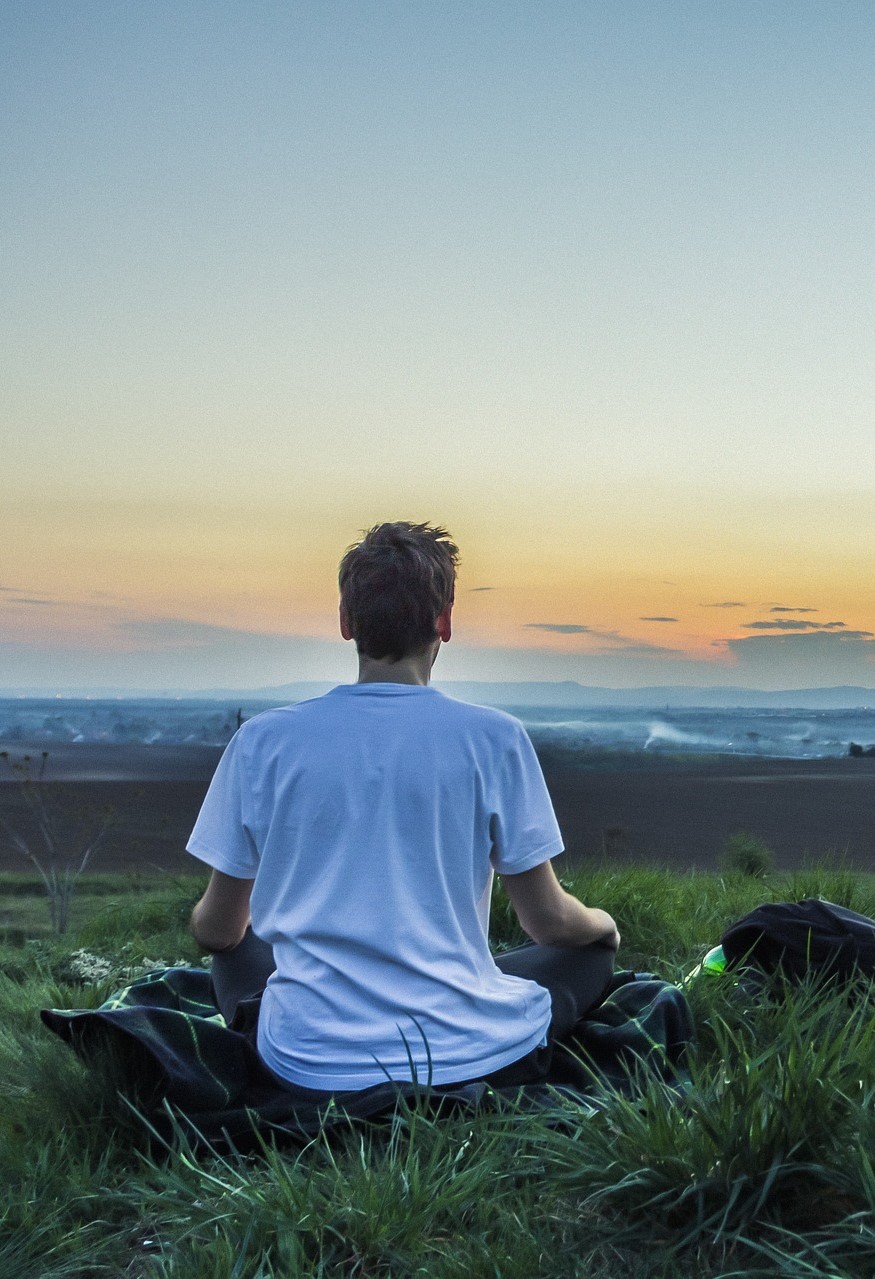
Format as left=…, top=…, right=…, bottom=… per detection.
left=187, top=684, right=563, bottom=1090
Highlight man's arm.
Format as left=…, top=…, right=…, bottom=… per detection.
left=500, top=861, right=620, bottom=950
left=190, top=868, right=254, bottom=952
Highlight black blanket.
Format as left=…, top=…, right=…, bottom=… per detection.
left=42, top=967, right=693, bottom=1150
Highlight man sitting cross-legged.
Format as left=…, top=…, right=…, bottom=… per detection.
left=188, top=521, right=620, bottom=1099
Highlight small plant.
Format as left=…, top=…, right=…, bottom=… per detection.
left=722, top=831, right=774, bottom=879
left=53, top=948, right=194, bottom=986
left=0, top=751, right=114, bottom=934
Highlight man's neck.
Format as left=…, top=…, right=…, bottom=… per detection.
left=355, top=643, right=439, bottom=686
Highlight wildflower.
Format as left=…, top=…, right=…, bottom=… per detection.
left=64, top=949, right=114, bottom=983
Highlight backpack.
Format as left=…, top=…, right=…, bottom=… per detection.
left=721, top=898, right=875, bottom=984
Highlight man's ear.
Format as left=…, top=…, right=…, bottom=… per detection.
left=436, top=604, right=452, bottom=644
left=339, top=603, right=353, bottom=642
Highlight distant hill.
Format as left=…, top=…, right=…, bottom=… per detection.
left=3, top=681, right=873, bottom=709
left=194, top=680, right=875, bottom=710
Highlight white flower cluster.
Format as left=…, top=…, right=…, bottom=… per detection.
left=61, top=949, right=195, bottom=985
left=65, top=949, right=114, bottom=983
left=129, top=957, right=193, bottom=976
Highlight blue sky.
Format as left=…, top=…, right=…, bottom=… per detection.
left=2, top=2, right=874, bottom=691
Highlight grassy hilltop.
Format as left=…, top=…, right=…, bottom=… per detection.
left=2, top=863, right=875, bottom=1278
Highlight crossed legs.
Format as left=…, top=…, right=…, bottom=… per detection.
left=209, top=930, right=615, bottom=1085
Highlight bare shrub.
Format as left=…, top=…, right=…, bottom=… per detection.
left=0, top=751, right=114, bottom=933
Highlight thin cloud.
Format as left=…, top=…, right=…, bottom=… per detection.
left=741, top=620, right=848, bottom=632
left=524, top=623, right=592, bottom=634
left=8, top=597, right=55, bottom=606
left=729, top=630, right=874, bottom=650
left=742, top=620, right=816, bottom=631
left=702, top=601, right=746, bottom=609
left=523, top=623, right=682, bottom=654
left=639, top=616, right=678, bottom=623
left=592, top=642, right=685, bottom=658
left=115, top=618, right=289, bottom=648
left=468, top=586, right=495, bottom=593
left=770, top=606, right=818, bottom=614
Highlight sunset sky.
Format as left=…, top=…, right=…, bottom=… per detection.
left=3, top=2, right=874, bottom=693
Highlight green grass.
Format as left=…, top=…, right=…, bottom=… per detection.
left=2, top=864, right=875, bottom=1277
left=0, top=871, right=205, bottom=956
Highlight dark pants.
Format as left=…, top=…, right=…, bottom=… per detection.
left=211, top=930, right=615, bottom=1093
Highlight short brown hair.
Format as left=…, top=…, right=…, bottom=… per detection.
left=338, top=522, right=459, bottom=662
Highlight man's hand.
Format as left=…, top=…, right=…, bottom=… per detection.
left=500, top=861, right=620, bottom=950
left=190, top=869, right=254, bottom=952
